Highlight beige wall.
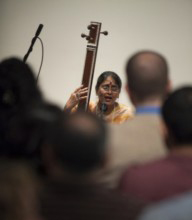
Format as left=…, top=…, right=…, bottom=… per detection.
left=0, top=0, right=192, bottom=108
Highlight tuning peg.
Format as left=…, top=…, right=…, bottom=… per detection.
left=100, top=31, right=108, bottom=36
left=87, top=25, right=95, bottom=30
left=81, top=33, right=92, bottom=41
left=81, top=33, right=89, bottom=40
left=81, top=33, right=87, bottom=38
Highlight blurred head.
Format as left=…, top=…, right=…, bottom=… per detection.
left=45, top=111, right=107, bottom=175
left=0, top=57, right=43, bottom=112
left=0, top=57, right=44, bottom=158
left=95, top=71, right=122, bottom=107
left=125, top=51, right=170, bottom=105
left=1, top=102, right=64, bottom=174
left=162, top=86, right=192, bottom=148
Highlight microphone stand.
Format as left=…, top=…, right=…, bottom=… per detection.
left=23, top=24, right=43, bottom=63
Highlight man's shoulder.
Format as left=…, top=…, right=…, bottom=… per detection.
left=140, top=191, right=192, bottom=220
left=121, top=155, right=179, bottom=184
left=128, top=113, right=161, bottom=125
left=125, top=157, right=170, bottom=175
left=110, top=113, right=161, bottom=135
left=119, top=155, right=192, bottom=202
left=109, top=113, right=165, bottom=154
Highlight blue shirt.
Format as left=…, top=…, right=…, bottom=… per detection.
left=135, top=106, right=160, bottom=115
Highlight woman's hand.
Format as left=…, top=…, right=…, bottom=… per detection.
left=64, top=85, right=88, bottom=111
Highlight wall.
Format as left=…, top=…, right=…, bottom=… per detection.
left=0, top=0, right=192, bottom=108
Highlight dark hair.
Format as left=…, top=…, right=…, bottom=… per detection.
left=0, top=57, right=43, bottom=111
left=126, top=51, right=169, bottom=101
left=95, top=71, right=122, bottom=92
left=0, top=102, right=64, bottom=174
left=0, top=57, right=44, bottom=159
left=51, top=111, right=107, bottom=173
left=162, top=86, right=192, bottom=146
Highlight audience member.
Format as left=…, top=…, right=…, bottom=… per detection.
left=40, top=111, right=144, bottom=220
left=0, top=57, right=43, bottom=112
left=101, top=50, right=171, bottom=187
left=0, top=57, right=65, bottom=219
left=0, top=58, right=66, bottom=168
left=119, top=86, right=192, bottom=202
left=3, top=102, right=64, bottom=174
left=139, top=191, right=192, bottom=220
left=0, top=160, right=41, bottom=220
left=0, top=57, right=44, bottom=151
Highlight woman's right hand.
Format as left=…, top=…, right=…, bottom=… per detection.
left=64, top=85, right=88, bottom=111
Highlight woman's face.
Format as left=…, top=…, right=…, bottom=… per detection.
left=96, top=76, right=120, bottom=106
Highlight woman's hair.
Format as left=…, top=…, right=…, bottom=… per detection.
left=0, top=57, right=43, bottom=113
left=95, top=71, right=122, bottom=92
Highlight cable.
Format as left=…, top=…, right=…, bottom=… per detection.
left=36, top=37, right=44, bottom=83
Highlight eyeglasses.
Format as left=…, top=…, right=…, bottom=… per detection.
left=101, top=85, right=119, bottom=92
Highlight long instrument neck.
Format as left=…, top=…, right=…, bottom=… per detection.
left=78, top=22, right=102, bottom=111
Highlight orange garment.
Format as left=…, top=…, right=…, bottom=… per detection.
left=72, top=101, right=133, bottom=124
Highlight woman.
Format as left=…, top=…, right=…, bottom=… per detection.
left=64, top=71, right=133, bottom=124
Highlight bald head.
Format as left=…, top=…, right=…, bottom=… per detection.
left=126, top=51, right=169, bottom=103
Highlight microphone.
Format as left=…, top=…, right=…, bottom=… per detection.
left=100, top=103, right=108, bottom=113
left=35, top=24, right=43, bottom=37
left=23, top=24, right=44, bottom=63
left=97, top=102, right=107, bottom=119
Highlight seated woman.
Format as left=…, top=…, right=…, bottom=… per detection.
left=64, top=71, right=133, bottom=124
